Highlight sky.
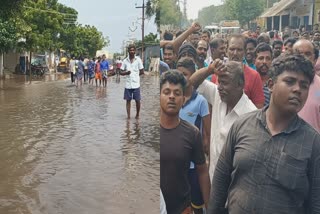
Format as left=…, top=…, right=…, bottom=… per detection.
left=58, top=0, right=157, bottom=53
left=186, top=0, right=223, bottom=20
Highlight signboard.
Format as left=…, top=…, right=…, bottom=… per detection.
left=219, top=20, right=240, bottom=27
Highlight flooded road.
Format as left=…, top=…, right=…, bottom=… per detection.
left=0, top=74, right=160, bottom=214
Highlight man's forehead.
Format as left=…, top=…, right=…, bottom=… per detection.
left=257, top=51, right=272, bottom=57
left=219, top=71, right=233, bottom=79
left=161, top=82, right=183, bottom=90
left=230, top=37, right=244, bottom=45
left=164, top=49, right=174, bottom=54
left=278, top=70, right=310, bottom=82
left=197, top=42, right=207, bottom=48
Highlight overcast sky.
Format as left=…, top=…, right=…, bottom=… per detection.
left=58, top=0, right=157, bottom=53
left=186, top=0, right=223, bottom=19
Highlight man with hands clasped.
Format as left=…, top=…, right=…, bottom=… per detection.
left=120, top=44, right=144, bottom=119
left=189, top=59, right=257, bottom=181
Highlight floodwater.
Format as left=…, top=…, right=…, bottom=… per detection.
left=0, top=74, right=160, bottom=214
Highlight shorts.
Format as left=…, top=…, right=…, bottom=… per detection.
left=95, top=72, right=102, bottom=80
left=102, top=69, right=108, bottom=78
left=124, top=88, right=141, bottom=101
left=89, top=71, right=95, bottom=79
left=188, top=168, right=204, bottom=209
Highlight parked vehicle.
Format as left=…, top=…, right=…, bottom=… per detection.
left=31, top=63, right=45, bottom=76
left=205, top=20, right=240, bottom=36
left=57, top=56, right=69, bottom=73
left=31, top=54, right=49, bottom=74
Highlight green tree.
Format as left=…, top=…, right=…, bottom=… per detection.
left=60, top=25, right=107, bottom=58
left=144, top=33, right=159, bottom=44
left=0, top=19, right=18, bottom=53
left=0, top=0, right=25, bottom=17
left=0, top=0, right=28, bottom=53
left=134, top=32, right=159, bottom=49
left=146, top=0, right=160, bottom=29
left=197, top=4, right=229, bottom=26
left=159, top=0, right=184, bottom=27
left=20, top=0, right=65, bottom=53
left=225, top=0, right=264, bottom=27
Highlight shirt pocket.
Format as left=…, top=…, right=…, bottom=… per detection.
left=275, top=152, right=308, bottom=190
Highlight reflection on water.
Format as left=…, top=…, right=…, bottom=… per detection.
left=0, top=74, right=159, bottom=214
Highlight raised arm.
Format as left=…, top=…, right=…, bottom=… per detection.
left=189, top=59, right=225, bottom=89
left=172, top=22, right=202, bottom=54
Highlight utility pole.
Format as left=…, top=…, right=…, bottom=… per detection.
left=183, top=0, right=187, bottom=19
left=135, top=0, right=146, bottom=63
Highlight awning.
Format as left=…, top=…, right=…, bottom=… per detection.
left=260, top=0, right=296, bottom=18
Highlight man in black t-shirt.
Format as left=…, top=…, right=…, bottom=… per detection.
left=160, top=70, right=210, bottom=214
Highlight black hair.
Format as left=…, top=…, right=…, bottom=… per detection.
left=257, top=34, right=269, bottom=44
left=245, top=38, right=257, bottom=48
left=282, top=34, right=290, bottom=41
left=175, top=30, right=184, bottom=38
left=176, top=57, right=196, bottom=74
left=178, top=42, right=197, bottom=60
left=209, top=38, right=225, bottom=49
left=163, top=31, right=174, bottom=40
left=163, top=44, right=174, bottom=52
left=272, top=40, right=283, bottom=48
left=271, top=54, right=315, bottom=83
left=202, top=30, right=211, bottom=38
left=160, top=70, right=187, bottom=94
left=284, top=37, right=297, bottom=46
left=127, top=44, right=136, bottom=51
left=256, top=42, right=273, bottom=56
left=269, top=31, right=275, bottom=39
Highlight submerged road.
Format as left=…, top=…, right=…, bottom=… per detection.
left=0, top=74, right=160, bottom=214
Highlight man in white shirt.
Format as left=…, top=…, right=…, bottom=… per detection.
left=190, top=60, right=257, bottom=181
left=120, top=44, right=144, bottom=119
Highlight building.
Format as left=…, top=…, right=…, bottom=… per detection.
left=260, top=0, right=314, bottom=32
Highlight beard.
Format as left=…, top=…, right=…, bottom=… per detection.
left=257, top=64, right=269, bottom=76
left=197, top=55, right=206, bottom=62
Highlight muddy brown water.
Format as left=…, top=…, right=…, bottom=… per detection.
left=0, top=74, right=160, bottom=214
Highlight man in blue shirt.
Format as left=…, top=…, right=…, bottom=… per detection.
left=100, top=54, right=109, bottom=87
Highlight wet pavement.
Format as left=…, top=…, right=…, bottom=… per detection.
left=0, top=73, right=160, bottom=214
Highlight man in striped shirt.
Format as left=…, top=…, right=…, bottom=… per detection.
left=254, top=42, right=273, bottom=106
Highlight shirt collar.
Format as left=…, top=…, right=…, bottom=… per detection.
left=232, top=93, right=250, bottom=116
left=257, top=106, right=302, bottom=134
left=183, top=90, right=198, bottom=107
left=126, top=56, right=137, bottom=62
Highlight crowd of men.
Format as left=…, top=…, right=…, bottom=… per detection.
left=160, top=22, right=320, bottom=214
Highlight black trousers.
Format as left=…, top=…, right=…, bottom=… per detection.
left=71, top=72, right=74, bottom=83
left=84, top=69, right=88, bottom=82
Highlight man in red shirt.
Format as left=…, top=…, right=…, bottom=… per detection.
left=252, top=26, right=261, bottom=39
left=211, top=34, right=265, bottom=108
